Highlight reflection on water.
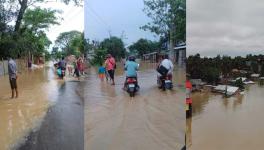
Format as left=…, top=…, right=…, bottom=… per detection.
left=0, top=63, right=60, bottom=150
left=187, top=84, right=264, bottom=150
left=84, top=63, right=185, bottom=150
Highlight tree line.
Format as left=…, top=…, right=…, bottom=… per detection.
left=51, top=31, right=84, bottom=60
left=187, top=54, right=264, bottom=84
left=86, top=0, right=186, bottom=65
left=0, top=0, right=81, bottom=60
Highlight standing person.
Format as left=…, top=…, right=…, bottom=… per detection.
left=105, top=54, right=116, bottom=85
left=79, top=57, right=84, bottom=75
left=104, top=59, right=109, bottom=81
left=67, top=58, right=73, bottom=76
left=73, top=60, right=80, bottom=80
left=98, top=63, right=106, bottom=81
left=77, top=57, right=82, bottom=76
left=8, top=57, right=18, bottom=98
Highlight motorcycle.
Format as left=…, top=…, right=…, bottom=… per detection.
left=61, top=68, right=65, bottom=79
left=125, top=77, right=139, bottom=97
left=157, top=74, right=173, bottom=91
left=57, top=67, right=65, bottom=79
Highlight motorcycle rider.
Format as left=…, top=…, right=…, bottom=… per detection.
left=58, top=57, right=66, bottom=79
left=157, top=54, right=174, bottom=87
left=123, top=56, right=139, bottom=90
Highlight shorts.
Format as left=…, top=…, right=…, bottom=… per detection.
left=10, top=78, right=17, bottom=89
left=99, top=73, right=105, bottom=78
left=108, top=70, right=115, bottom=80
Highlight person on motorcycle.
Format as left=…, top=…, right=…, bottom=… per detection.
left=157, top=54, right=174, bottom=85
left=123, top=56, right=139, bottom=90
left=58, top=57, right=66, bottom=79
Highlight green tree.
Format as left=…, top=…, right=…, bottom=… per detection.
left=55, top=30, right=82, bottom=55
left=203, top=67, right=220, bottom=85
left=261, top=64, right=264, bottom=77
left=84, top=38, right=93, bottom=56
left=69, top=32, right=85, bottom=57
left=13, top=0, right=81, bottom=35
left=22, top=7, right=60, bottom=33
left=100, top=36, right=125, bottom=60
left=1, top=7, right=58, bottom=59
left=91, top=49, right=107, bottom=66
left=19, top=8, right=58, bottom=57
left=0, top=0, right=81, bottom=59
left=142, top=0, right=186, bottom=45
left=251, top=61, right=259, bottom=73
left=128, top=38, right=160, bottom=57
left=51, top=47, right=65, bottom=59
left=187, top=54, right=203, bottom=79
left=221, top=56, right=232, bottom=77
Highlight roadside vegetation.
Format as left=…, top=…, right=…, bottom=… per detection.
left=0, top=0, right=82, bottom=61
left=187, top=54, right=264, bottom=85
left=86, top=0, right=186, bottom=65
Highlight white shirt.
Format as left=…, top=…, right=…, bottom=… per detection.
left=160, top=59, right=174, bottom=74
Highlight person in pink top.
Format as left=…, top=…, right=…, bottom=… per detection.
left=105, top=54, right=116, bottom=85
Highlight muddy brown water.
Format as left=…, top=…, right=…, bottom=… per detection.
left=0, top=63, right=61, bottom=150
left=0, top=61, right=185, bottom=150
left=187, top=84, right=264, bottom=150
left=84, top=63, right=185, bottom=150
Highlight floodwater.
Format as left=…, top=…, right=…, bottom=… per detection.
left=188, top=84, right=264, bottom=150
left=84, top=62, right=185, bottom=150
left=0, top=63, right=61, bottom=150
left=0, top=61, right=185, bottom=150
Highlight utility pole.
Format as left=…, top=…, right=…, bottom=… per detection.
left=169, top=24, right=175, bottom=59
left=108, top=30, right=112, bottom=38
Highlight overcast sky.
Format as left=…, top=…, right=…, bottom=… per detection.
left=37, top=2, right=84, bottom=51
left=84, top=0, right=158, bottom=47
left=187, top=0, right=264, bottom=57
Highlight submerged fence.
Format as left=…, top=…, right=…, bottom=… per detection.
left=0, top=59, right=26, bottom=76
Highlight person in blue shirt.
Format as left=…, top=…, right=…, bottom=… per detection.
left=98, top=63, right=106, bottom=81
left=123, top=56, right=139, bottom=89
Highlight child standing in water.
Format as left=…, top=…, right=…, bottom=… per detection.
left=98, top=63, right=106, bottom=81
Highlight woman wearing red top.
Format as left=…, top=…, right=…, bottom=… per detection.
left=105, top=54, right=116, bottom=85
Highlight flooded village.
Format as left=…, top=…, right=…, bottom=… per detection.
left=186, top=54, right=264, bottom=150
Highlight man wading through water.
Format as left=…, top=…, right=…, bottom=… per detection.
left=8, top=57, right=18, bottom=98
left=105, top=54, right=116, bottom=85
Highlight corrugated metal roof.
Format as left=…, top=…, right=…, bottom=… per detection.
left=214, top=85, right=239, bottom=96
left=174, top=45, right=186, bottom=50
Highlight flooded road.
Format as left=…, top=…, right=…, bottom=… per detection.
left=84, top=63, right=185, bottom=150
left=0, top=61, right=185, bottom=150
left=0, top=63, right=84, bottom=150
left=188, top=84, right=264, bottom=150
left=0, top=64, right=57, bottom=150
left=18, top=81, right=84, bottom=150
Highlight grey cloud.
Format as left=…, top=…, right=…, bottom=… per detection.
left=84, top=0, right=158, bottom=45
left=187, top=0, right=264, bottom=56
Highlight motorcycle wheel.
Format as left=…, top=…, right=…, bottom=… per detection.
left=162, top=86, right=166, bottom=91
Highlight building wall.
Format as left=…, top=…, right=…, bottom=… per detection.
left=170, top=48, right=186, bottom=65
